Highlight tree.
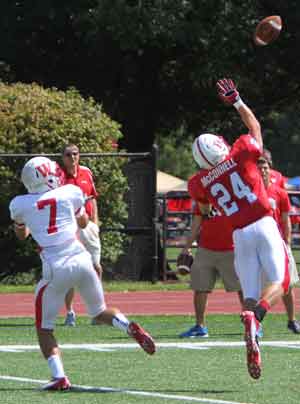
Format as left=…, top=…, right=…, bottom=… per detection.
left=157, top=127, right=197, bottom=180
left=1, top=2, right=299, bottom=165
left=0, top=81, right=127, bottom=280
left=0, top=3, right=296, bottom=139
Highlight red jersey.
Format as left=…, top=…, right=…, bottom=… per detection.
left=265, top=183, right=290, bottom=237
left=189, top=134, right=272, bottom=230
left=270, top=169, right=286, bottom=189
left=192, top=200, right=233, bottom=251
left=61, top=165, right=98, bottom=218
left=269, top=168, right=299, bottom=224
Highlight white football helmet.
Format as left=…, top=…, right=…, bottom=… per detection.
left=21, top=156, right=62, bottom=193
left=192, top=133, right=230, bottom=169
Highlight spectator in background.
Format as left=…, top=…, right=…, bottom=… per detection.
left=258, top=156, right=300, bottom=333
left=178, top=201, right=243, bottom=338
left=262, top=148, right=292, bottom=190
left=263, top=148, right=300, bottom=228
left=61, top=144, right=102, bottom=326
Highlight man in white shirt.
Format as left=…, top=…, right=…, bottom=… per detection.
left=9, top=156, right=155, bottom=391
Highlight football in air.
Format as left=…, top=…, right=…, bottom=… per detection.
left=253, top=15, right=282, bottom=46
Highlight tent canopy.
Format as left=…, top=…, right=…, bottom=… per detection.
left=157, top=170, right=187, bottom=194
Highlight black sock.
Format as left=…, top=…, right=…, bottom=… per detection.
left=254, top=305, right=267, bottom=322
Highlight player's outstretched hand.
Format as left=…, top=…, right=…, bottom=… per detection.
left=216, top=78, right=240, bottom=105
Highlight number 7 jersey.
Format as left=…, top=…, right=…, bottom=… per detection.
left=189, top=134, right=272, bottom=230
left=9, top=184, right=85, bottom=247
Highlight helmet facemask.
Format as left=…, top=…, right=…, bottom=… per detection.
left=192, top=133, right=230, bottom=169
left=21, top=157, right=62, bottom=194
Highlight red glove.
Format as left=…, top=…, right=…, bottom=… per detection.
left=216, top=78, right=240, bottom=106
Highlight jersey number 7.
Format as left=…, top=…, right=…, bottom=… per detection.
left=37, top=198, right=58, bottom=234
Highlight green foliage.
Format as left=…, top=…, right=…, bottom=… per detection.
left=1, top=0, right=300, bottom=167
left=0, top=82, right=128, bottom=279
left=157, top=127, right=197, bottom=180
left=0, top=1, right=260, bottom=151
left=262, top=106, right=300, bottom=176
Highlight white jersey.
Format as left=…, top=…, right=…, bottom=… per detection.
left=9, top=184, right=85, bottom=249
left=10, top=184, right=106, bottom=329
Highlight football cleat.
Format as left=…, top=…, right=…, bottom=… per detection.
left=287, top=320, right=300, bottom=334
left=127, top=322, right=156, bottom=355
left=241, top=311, right=261, bottom=380
left=179, top=325, right=209, bottom=338
left=41, top=376, right=71, bottom=391
left=64, top=311, right=76, bottom=327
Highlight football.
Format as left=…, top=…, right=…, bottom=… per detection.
left=177, top=253, right=193, bottom=275
left=254, top=15, right=282, bottom=46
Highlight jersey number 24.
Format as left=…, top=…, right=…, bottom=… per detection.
left=210, top=172, right=257, bottom=216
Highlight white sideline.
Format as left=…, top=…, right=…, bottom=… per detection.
left=0, top=375, right=253, bottom=404
left=0, top=340, right=300, bottom=353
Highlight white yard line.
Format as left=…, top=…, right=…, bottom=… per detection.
left=0, top=375, right=253, bottom=404
left=0, top=340, right=299, bottom=352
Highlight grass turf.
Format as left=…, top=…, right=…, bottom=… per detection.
left=0, top=314, right=300, bottom=404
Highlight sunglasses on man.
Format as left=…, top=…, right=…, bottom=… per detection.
left=64, top=152, right=79, bottom=157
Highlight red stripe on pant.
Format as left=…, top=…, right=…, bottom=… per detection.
left=35, top=283, right=48, bottom=329
left=282, top=243, right=290, bottom=294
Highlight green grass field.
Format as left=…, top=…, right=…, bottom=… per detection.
left=0, top=314, right=300, bottom=404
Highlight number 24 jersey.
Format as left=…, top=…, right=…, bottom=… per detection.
left=189, top=134, right=272, bottom=230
